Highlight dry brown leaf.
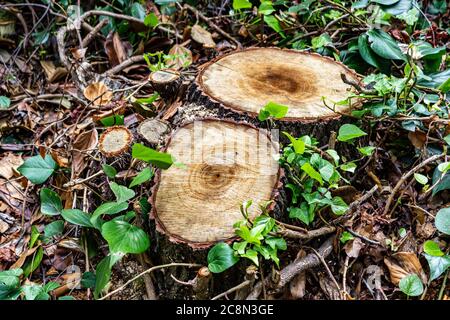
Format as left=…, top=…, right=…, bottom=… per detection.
left=70, top=47, right=87, bottom=60
left=72, top=129, right=98, bottom=178
left=407, top=131, right=427, bottom=149
left=191, top=24, right=215, bottom=48
left=83, top=82, right=113, bottom=106
left=384, top=252, right=427, bottom=285
left=0, top=152, right=23, bottom=179
left=9, top=246, right=38, bottom=269
left=166, top=44, right=193, bottom=70
left=40, top=61, right=68, bottom=83
left=104, top=31, right=128, bottom=67
left=344, top=238, right=364, bottom=258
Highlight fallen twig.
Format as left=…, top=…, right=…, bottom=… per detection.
left=383, top=154, right=445, bottom=216
left=98, top=263, right=201, bottom=300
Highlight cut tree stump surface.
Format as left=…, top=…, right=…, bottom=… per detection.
left=151, top=119, right=281, bottom=247
left=196, top=47, right=359, bottom=120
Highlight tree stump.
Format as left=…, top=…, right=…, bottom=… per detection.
left=151, top=119, right=280, bottom=247
left=149, top=119, right=281, bottom=298
left=179, top=47, right=361, bottom=143
left=150, top=48, right=361, bottom=298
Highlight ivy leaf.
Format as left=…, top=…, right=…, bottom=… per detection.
left=337, top=124, right=367, bottom=142
left=207, top=242, right=240, bottom=273
left=435, top=207, right=450, bottom=235
left=289, top=204, right=312, bottom=226
left=340, top=231, right=354, bottom=244
left=265, top=236, right=287, bottom=250
left=367, top=29, right=406, bottom=61
left=263, top=15, right=285, bottom=38
left=129, top=168, right=154, bottom=188
left=102, top=164, right=117, bottom=179
left=358, top=146, right=376, bottom=156
left=423, top=241, right=444, bottom=257
left=232, top=0, right=252, bottom=10
left=331, top=196, right=348, bottom=216
left=130, top=2, right=146, bottom=21
left=100, top=115, right=124, bottom=127
left=0, top=96, right=11, bottom=109
left=61, top=209, right=94, bottom=228
left=283, top=132, right=305, bottom=154
left=40, top=188, right=62, bottom=216
left=132, top=143, right=173, bottom=169
left=110, top=182, right=135, bottom=203
left=413, top=173, right=428, bottom=185
left=424, top=254, right=450, bottom=281
left=101, top=220, right=150, bottom=254
left=0, top=269, right=23, bottom=287
left=399, top=274, right=424, bottom=297
left=301, top=163, right=323, bottom=185
left=259, top=101, right=289, bottom=121
left=17, top=154, right=57, bottom=184
left=431, top=166, right=450, bottom=196
left=241, top=249, right=259, bottom=266
left=144, top=12, right=159, bottom=27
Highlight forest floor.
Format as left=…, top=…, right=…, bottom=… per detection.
left=0, top=0, right=449, bottom=301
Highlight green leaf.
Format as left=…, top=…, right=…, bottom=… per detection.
left=94, top=253, right=123, bottom=299
left=132, top=143, right=173, bottom=169
left=263, top=15, right=285, bottom=38
left=241, top=249, right=259, bottom=266
left=438, top=162, right=450, bottom=173
left=444, top=135, right=450, bottom=146
left=337, top=124, right=367, bottom=142
left=101, top=220, right=150, bottom=254
left=259, top=101, right=289, bottom=121
left=0, top=269, right=23, bottom=287
left=340, top=162, right=357, bottom=173
left=435, top=207, right=450, bottom=235
left=424, top=254, right=450, bottom=281
left=399, top=274, right=424, bottom=297
left=61, top=209, right=94, bottom=228
left=301, top=163, right=323, bottom=185
left=233, top=0, right=252, bottom=10
left=44, top=220, right=64, bottom=239
left=258, top=1, right=275, bottom=15
left=23, top=247, right=43, bottom=277
left=413, top=173, right=428, bottom=185
left=232, top=241, right=248, bottom=255
left=17, top=154, right=57, bottom=184
left=100, top=115, right=124, bottom=127
left=312, top=33, right=332, bottom=49
left=29, top=226, right=40, bottom=248
left=358, top=146, right=376, bottom=156
left=207, top=242, right=240, bottom=273
left=289, top=204, right=312, bottom=225
left=110, top=182, right=135, bottom=203
left=0, top=96, right=11, bottom=109
left=283, top=132, right=305, bottom=154
left=92, top=201, right=128, bottom=220
left=144, top=12, right=159, bottom=27
left=367, top=29, right=406, bottom=61
left=397, top=8, right=419, bottom=25
left=129, top=168, right=154, bottom=188
left=423, top=240, right=444, bottom=257
left=265, top=236, right=287, bottom=250
left=431, top=166, right=450, bottom=196
left=326, top=149, right=340, bottom=165
left=130, top=2, right=146, bottom=21
left=358, top=34, right=387, bottom=71
left=40, top=188, right=62, bottom=216
left=340, top=231, right=354, bottom=244
left=331, top=197, right=348, bottom=215
left=258, top=109, right=271, bottom=121
left=102, top=164, right=117, bottom=178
